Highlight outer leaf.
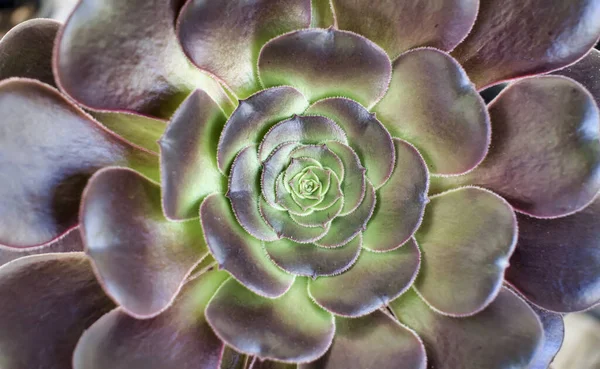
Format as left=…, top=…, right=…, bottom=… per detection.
left=259, top=115, right=348, bottom=162
left=178, top=0, right=311, bottom=98
left=0, top=253, right=114, bottom=369
left=362, top=139, right=428, bottom=252
left=73, top=270, right=228, bottom=369
left=374, top=48, right=490, bottom=175
left=258, top=28, right=392, bottom=108
left=315, top=180, right=375, bottom=248
left=206, top=277, right=335, bottom=363
left=229, top=146, right=279, bottom=241
left=0, top=78, right=158, bottom=248
left=301, top=310, right=427, bottom=369
left=159, top=89, right=227, bottom=220
left=81, top=168, right=208, bottom=318
left=391, top=288, right=544, bottom=369
left=452, top=0, right=600, bottom=89
left=554, top=48, right=600, bottom=107
left=415, top=187, right=517, bottom=316
left=265, top=234, right=362, bottom=278
left=0, top=19, right=59, bottom=86
left=331, top=0, right=478, bottom=58
left=92, top=111, right=166, bottom=154
left=217, top=87, right=309, bottom=173
left=0, top=227, right=83, bottom=268
left=528, top=305, right=565, bottom=369
left=441, top=76, right=600, bottom=218
left=201, top=194, right=295, bottom=298
left=506, top=198, right=600, bottom=312
left=55, top=0, right=233, bottom=118
left=309, top=239, right=420, bottom=317
left=306, top=98, right=394, bottom=188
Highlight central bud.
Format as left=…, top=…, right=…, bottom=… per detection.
left=294, top=169, right=321, bottom=198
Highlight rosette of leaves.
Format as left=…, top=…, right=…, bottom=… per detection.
left=1, top=1, right=600, bottom=368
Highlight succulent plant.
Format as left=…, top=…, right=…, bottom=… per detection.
left=1, top=0, right=600, bottom=368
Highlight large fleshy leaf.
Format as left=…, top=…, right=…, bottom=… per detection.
left=331, top=0, right=478, bottom=58
left=374, top=48, right=490, bottom=175
left=0, top=253, right=114, bottom=369
left=362, top=139, right=428, bottom=252
left=206, top=277, right=335, bottom=363
left=506, top=198, right=600, bottom=312
left=528, top=305, right=565, bottom=369
left=259, top=115, right=348, bottom=162
left=229, top=146, right=279, bottom=241
left=452, top=0, right=600, bottom=89
left=200, top=194, right=295, bottom=298
left=441, top=76, right=600, bottom=218
left=73, top=270, right=228, bottom=369
left=414, top=187, right=517, bottom=316
left=159, top=89, right=227, bottom=220
left=0, top=78, right=158, bottom=248
left=217, top=86, right=309, bottom=173
left=554, top=49, right=600, bottom=107
left=265, top=234, right=362, bottom=278
left=391, top=288, right=544, bottom=369
left=81, top=167, right=207, bottom=318
left=0, top=19, right=59, bottom=86
left=178, top=0, right=311, bottom=98
left=0, top=227, right=83, bottom=268
left=260, top=197, right=331, bottom=243
left=315, top=180, right=375, bottom=248
left=55, top=0, right=233, bottom=118
left=258, top=28, right=392, bottom=108
left=301, top=310, right=426, bottom=369
left=309, top=239, right=420, bottom=317
left=306, top=98, right=394, bottom=188
left=92, top=111, right=167, bottom=154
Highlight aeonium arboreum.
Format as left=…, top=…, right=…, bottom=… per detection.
left=1, top=0, right=600, bottom=368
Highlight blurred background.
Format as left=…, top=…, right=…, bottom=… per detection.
left=0, top=0, right=598, bottom=367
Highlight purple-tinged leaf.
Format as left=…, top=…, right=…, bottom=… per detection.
left=374, top=48, right=490, bottom=175
left=0, top=227, right=83, bottom=268
left=309, top=239, right=420, bottom=317
left=0, top=253, right=114, bottom=369
left=301, top=310, right=426, bottom=369
left=0, top=78, right=158, bottom=248
left=265, top=234, right=362, bottom=278
left=81, top=167, right=207, bottom=318
left=362, top=139, right=428, bottom=252
left=506, top=198, right=600, bottom=312
left=315, top=180, right=375, bottom=248
left=73, top=270, right=229, bottom=369
left=200, top=194, right=294, bottom=298
left=259, top=115, right=347, bottom=162
left=206, top=277, right=335, bottom=363
left=262, top=142, right=301, bottom=210
left=391, top=288, right=544, bottom=369
left=331, top=0, right=478, bottom=58
left=528, top=305, right=565, bottom=369
left=452, top=0, right=600, bottom=89
left=415, top=187, right=517, bottom=316
left=306, top=98, right=394, bottom=188
left=218, top=87, right=309, bottom=173
left=55, top=0, right=233, bottom=118
left=229, top=146, right=279, bottom=242
left=260, top=197, right=331, bottom=243
left=554, top=49, right=600, bottom=107
left=323, top=141, right=366, bottom=214
left=159, top=89, right=227, bottom=220
left=0, top=19, right=59, bottom=86
left=437, top=76, right=600, bottom=218
left=258, top=28, right=392, bottom=108
left=178, top=0, right=311, bottom=98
